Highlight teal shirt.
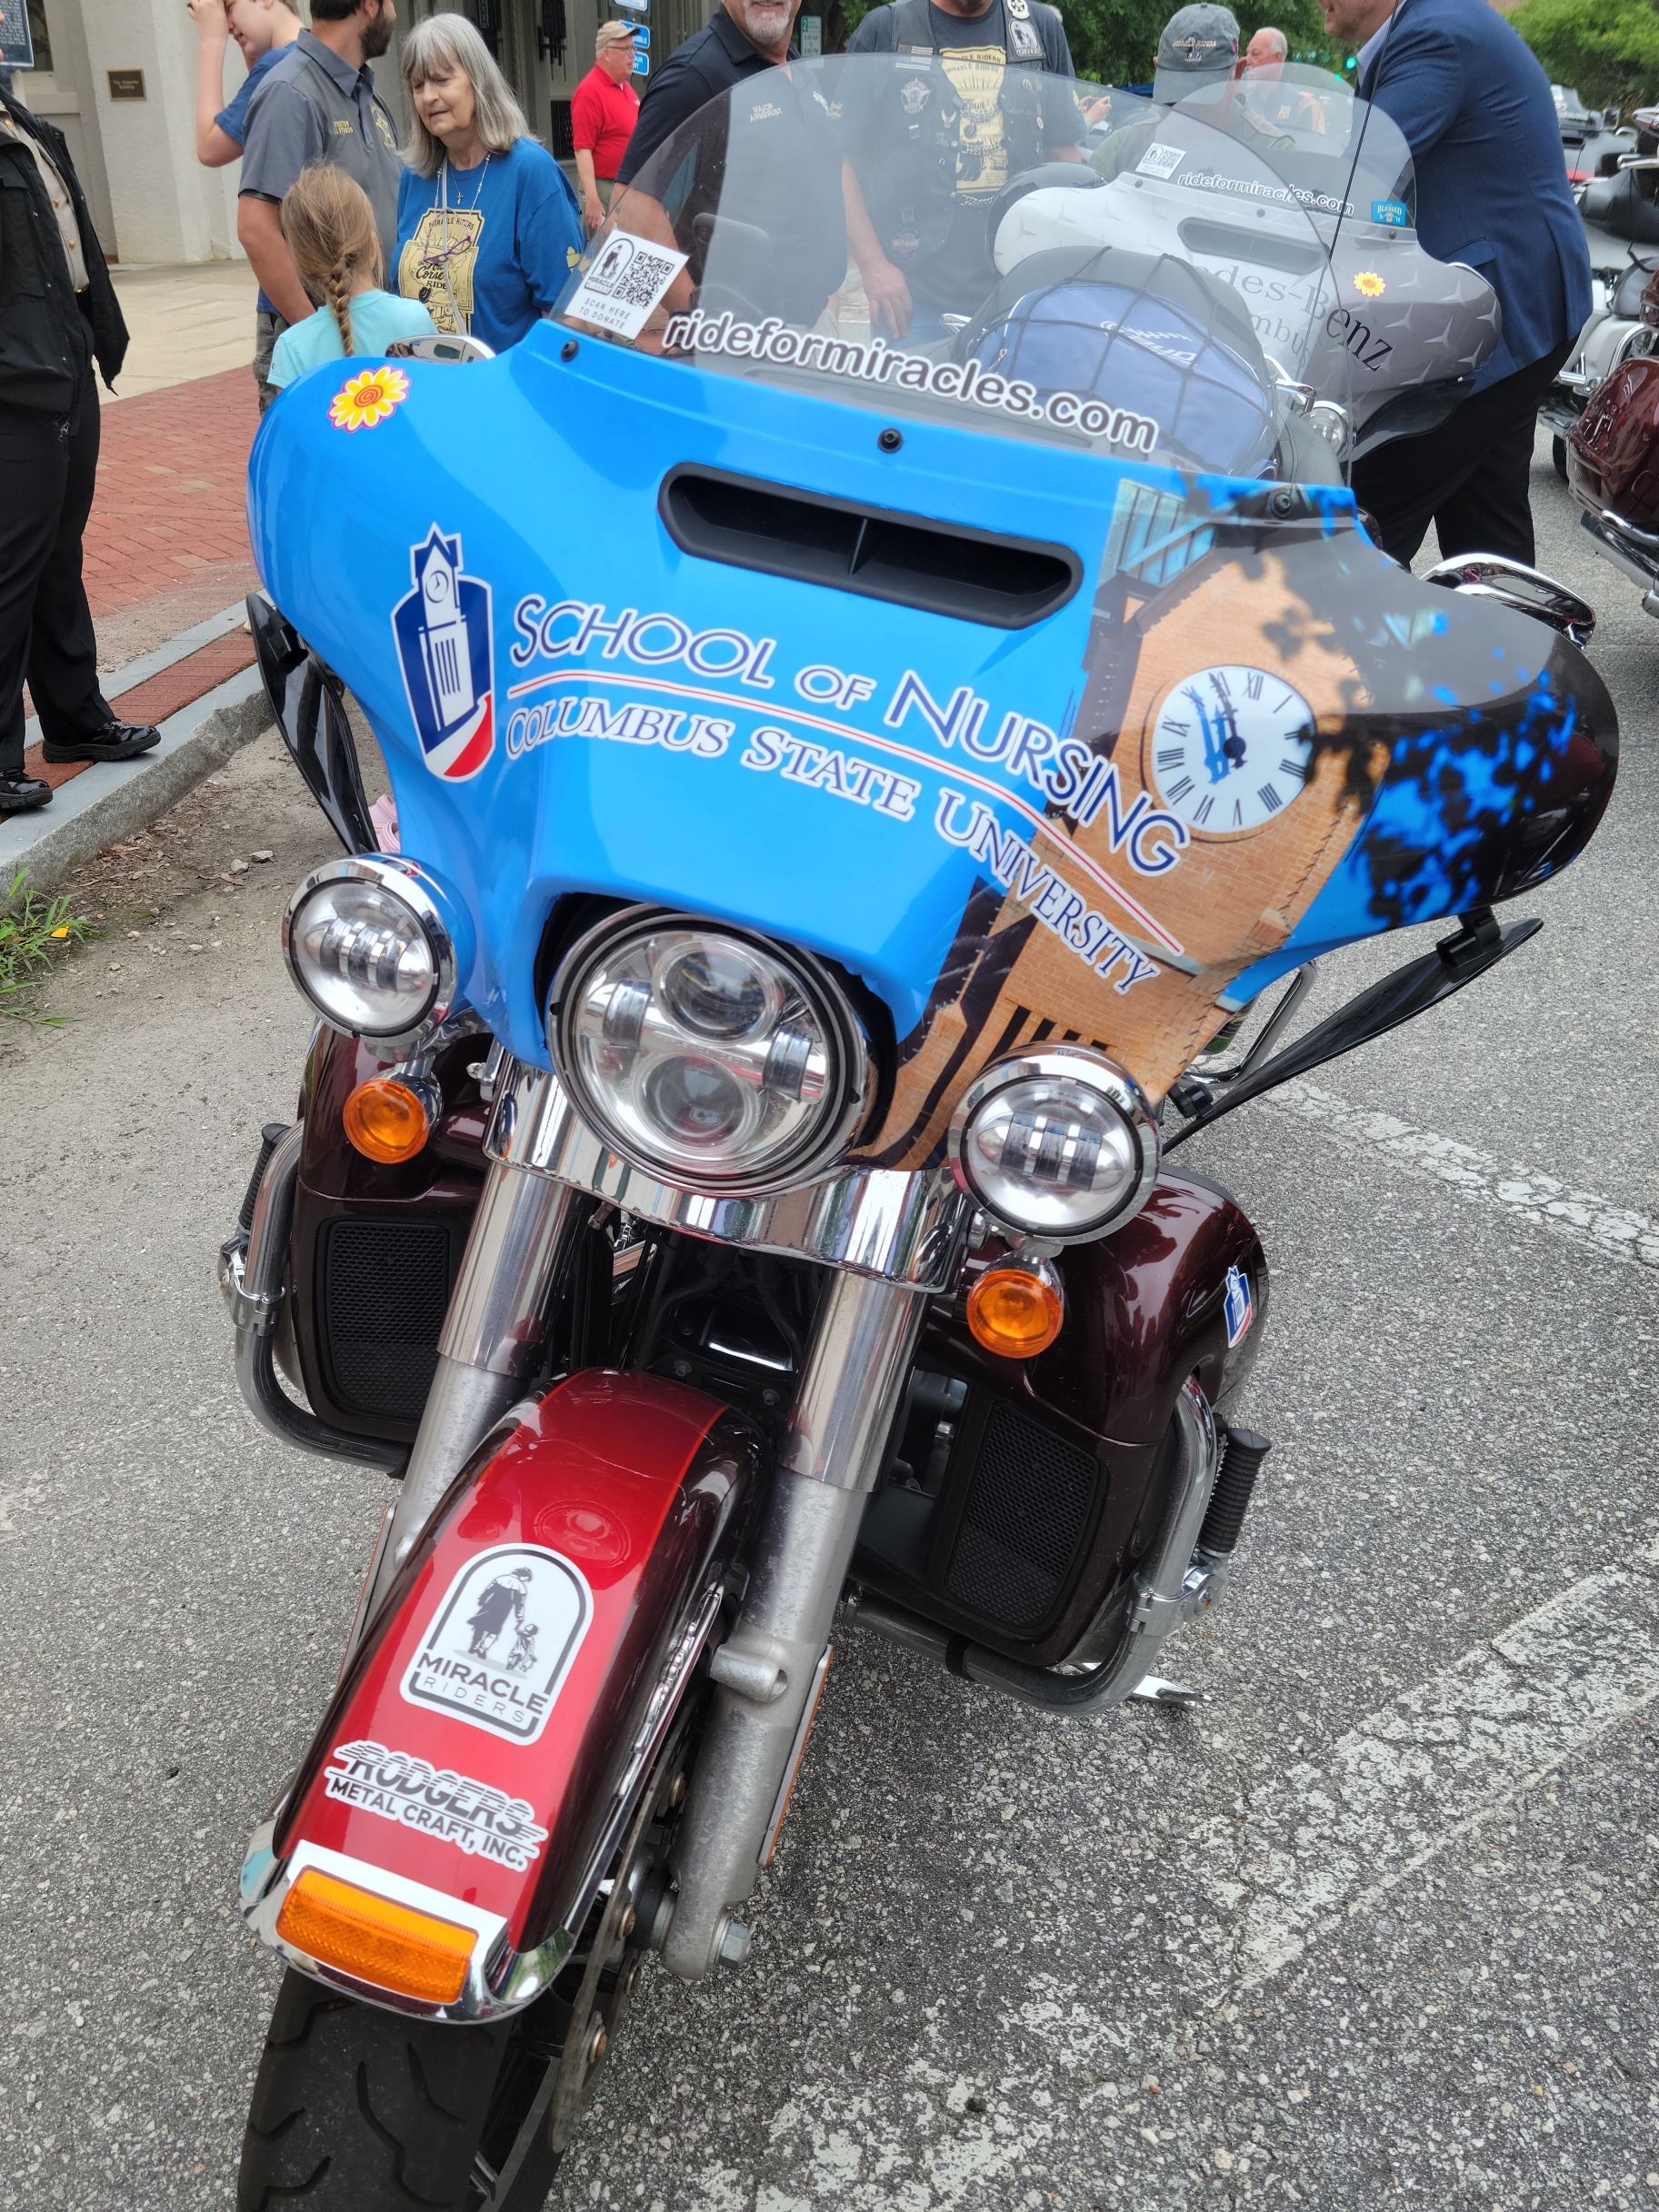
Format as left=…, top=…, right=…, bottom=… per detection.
left=268, top=290, right=435, bottom=388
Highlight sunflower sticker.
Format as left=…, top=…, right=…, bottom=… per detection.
left=1353, top=271, right=1386, bottom=299
left=328, top=365, right=410, bottom=433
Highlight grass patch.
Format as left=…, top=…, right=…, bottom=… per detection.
left=1, top=869, right=98, bottom=1021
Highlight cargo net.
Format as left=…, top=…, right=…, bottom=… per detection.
left=961, top=245, right=1284, bottom=476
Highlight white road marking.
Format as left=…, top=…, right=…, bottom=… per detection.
left=1181, top=1534, right=1659, bottom=1990
left=1246, top=1078, right=1659, bottom=1270
left=674, top=1550, right=1659, bottom=2207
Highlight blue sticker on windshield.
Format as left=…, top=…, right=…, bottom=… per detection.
left=1371, top=199, right=1408, bottom=228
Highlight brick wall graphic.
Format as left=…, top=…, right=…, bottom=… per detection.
left=855, top=503, right=1387, bottom=1171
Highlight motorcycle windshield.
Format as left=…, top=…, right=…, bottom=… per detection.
left=250, top=54, right=1611, bottom=1169
left=551, top=56, right=1334, bottom=479
left=1132, top=71, right=1497, bottom=437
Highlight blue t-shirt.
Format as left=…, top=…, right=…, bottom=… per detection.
left=215, top=43, right=286, bottom=146
left=395, top=136, right=583, bottom=356
left=267, top=289, right=436, bottom=388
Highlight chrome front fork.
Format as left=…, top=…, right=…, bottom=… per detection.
left=660, top=1269, right=925, bottom=1979
left=367, top=1157, right=583, bottom=1615
left=360, top=1154, right=930, bottom=1983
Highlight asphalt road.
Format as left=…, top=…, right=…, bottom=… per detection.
left=2, top=433, right=1656, bottom=2212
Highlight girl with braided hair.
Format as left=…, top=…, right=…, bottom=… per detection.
left=267, top=162, right=435, bottom=391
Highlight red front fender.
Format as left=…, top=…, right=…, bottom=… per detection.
left=240, top=1370, right=762, bottom=2018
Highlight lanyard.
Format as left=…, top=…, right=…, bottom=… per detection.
left=434, top=153, right=490, bottom=334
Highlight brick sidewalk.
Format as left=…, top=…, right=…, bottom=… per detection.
left=85, top=363, right=262, bottom=662
left=25, top=364, right=262, bottom=793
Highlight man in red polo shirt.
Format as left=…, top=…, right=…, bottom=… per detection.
left=572, top=21, right=640, bottom=232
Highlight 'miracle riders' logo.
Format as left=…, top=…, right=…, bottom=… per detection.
left=400, top=1543, right=592, bottom=1746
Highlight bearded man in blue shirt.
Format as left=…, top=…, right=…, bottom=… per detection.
left=1328, top=0, right=1592, bottom=567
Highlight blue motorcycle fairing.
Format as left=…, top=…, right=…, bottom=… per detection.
left=250, top=322, right=1614, bottom=1158
left=255, top=326, right=1150, bottom=1051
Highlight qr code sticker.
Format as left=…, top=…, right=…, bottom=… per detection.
left=1135, top=140, right=1185, bottom=180
left=565, top=234, right=689, bottom=339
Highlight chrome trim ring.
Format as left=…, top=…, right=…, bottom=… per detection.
left=547, top=905, right=872, bottom=1200
left=485, top=1058, right=969, bottom=1291
left=947, top=1045, right=1161, bottom=1245
left=281, top=854, right=459, bottom=1052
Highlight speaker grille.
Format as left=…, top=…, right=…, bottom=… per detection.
left=318, top=1221, right=451, bottom=1419
left=944, top=1400, right=1098, bottom=1630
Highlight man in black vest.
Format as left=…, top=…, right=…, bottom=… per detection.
left=841, top=0, right=1081, bottom=341
left=0, top=86, right=158, bottom=815
left=616, top=0, right=848, bottom=332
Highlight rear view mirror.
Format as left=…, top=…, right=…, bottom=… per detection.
left=390, top=333, right=496, bottom=364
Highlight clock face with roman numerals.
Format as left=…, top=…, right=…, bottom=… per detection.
left=1145, top=666, right=1315, bottom=834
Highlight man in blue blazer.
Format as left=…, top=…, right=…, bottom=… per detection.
left=1326, top=0, right=1591, bottom=565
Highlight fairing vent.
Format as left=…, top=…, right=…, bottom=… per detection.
left=1175, top=217, right=1328, bottom=276
left=944, top=1398, right=1099, bottom=1632
left=316, top=1220, right=454, bottom=1420
left=658, top=467, right=1082, bottom=630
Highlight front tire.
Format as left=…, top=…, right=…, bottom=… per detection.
left=239, top=1970, right=520, bottom=2210
left=1553, top=433, right=1570, bottom=481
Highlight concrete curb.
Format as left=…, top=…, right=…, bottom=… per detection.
left=1, top=663, right=272, bottom=901
left=22, top=600, right=250, bottom=754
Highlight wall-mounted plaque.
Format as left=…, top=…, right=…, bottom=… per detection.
left=0, top=2, right=36, bottom=71
left=107, top=67, right=146, bottom=100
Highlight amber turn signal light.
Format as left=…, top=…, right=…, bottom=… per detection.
left=965, top=1261, right=1064, bottom=1360
left=343, top=1077, right=432, bottom=1163
left=275, top=1867, right=475, bottom=2005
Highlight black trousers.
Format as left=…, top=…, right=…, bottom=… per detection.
left=0, top=377, right=114, bottom=775
left=1351, top=341, right=1574, bottom=570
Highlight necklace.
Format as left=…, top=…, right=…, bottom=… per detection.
left=441, top=148, right=491, bottom=215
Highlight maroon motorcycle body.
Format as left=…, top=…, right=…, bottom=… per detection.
left=1566, top=259, right=1659, bottom=603
left=280, top=1024, right=1265, bottom=1681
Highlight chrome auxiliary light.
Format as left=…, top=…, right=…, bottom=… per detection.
left=549, top=908, right=871, bottom=1196
left=948, top=1046, right=1159, bottom=1242
left=282, top=855, right=460, bottom=1044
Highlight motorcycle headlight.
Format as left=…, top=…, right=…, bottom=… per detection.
left=948, top=1048, right=1159, bottom=1242
left=549, top=910, right=870, bottom=1194
left=282, top=857, right=458, bottom=1041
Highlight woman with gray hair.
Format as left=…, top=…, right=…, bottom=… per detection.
left=395, top=11, right=582, bottom=354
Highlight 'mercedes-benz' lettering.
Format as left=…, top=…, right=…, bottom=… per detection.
left=661, top=312, right=1160, bottom=453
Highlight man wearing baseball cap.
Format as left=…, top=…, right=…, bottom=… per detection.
left=1152, top=3, right=1240, bottom=99
left=572, top=22, right=639, bottom=233
left=1093, top=5, right=1293, bottom=175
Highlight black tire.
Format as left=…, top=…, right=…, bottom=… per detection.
left=239, top=1969, right=516, bottom=2211
left=1554, top=434, right=1570, bottom=482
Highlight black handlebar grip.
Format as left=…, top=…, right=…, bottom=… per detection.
left=1196, top=1425, right=1272, bottom=1560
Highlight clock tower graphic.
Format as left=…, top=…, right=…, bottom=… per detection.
left=392, top=525, right=495, bottom=781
